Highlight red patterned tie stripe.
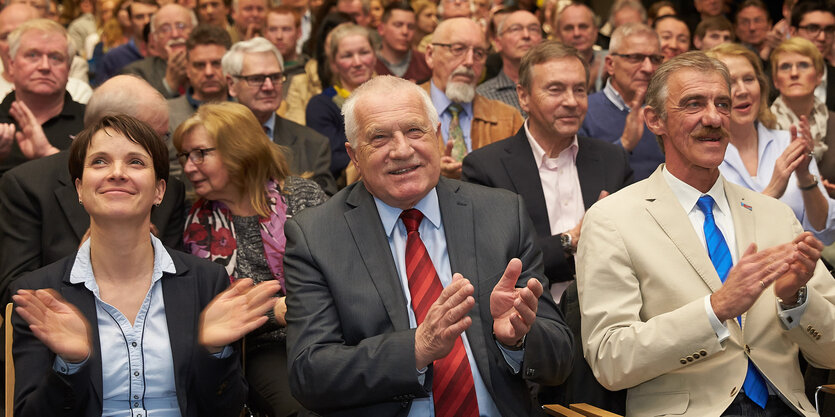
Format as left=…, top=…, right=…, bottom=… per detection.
left=400, top=209, right=479, bottom=417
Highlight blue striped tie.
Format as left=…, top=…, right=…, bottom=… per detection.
left=696, top=195, right=768, bottom=409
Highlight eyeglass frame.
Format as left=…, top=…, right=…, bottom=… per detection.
left=431, top=43, right=488, bottom=62
left=797, top=24, right=835, bottom=37
left=232, top=72, right=287, bottom=88
left=500, top=23, right=543, bottom=37
left=176, top=147, right=216, bottom=166
left=155, top=21, right=191, bottom=36
left=611, top=53, right=665, bottom=65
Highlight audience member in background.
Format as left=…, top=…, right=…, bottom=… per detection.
left=735, top=0, right=776, bottom=61
left=265, top=6, right=308, bottom=95
left=693, top=16, right=733, bottom=51
left=175, top=102, right=324, bottom=417
left=412, top=0, right=437, bottom=50
left=0, top=74, right=186, bottom=321
left=477, top=9, right=542, bottom=117
left=336, top=0, right=371, bottom=27
left=654, top=14, right=689, bottom=62
left=368, top=0, right=382, bottom=28
left=123, top=4, right=196, bottom=98
left=554, top=3, right=607, bottom=93
left=374, top=2, right=430, bottom=83
left=597, top=0, right=646, bottom=50
left=280, top=0, right=311, bottom=56
left=196, top=0, right=231, bottom=30
left=226, top=37, right=337, bottom=194
left=167, top=24, right=231, bottom=183
left=0, top=19, right=86, bottom=176
left=231, top=0, right=267, bottom=42
left=88, top=0, right=131, bottom=81
left=684, top=0, right=722, bottom=36
left=790, top=0, right=835, bottom=112
left=646, top=0, right=675, bottom=26
left=67, top=0, right=96, bottom=59
left=707, top=43, right=835, bottom=246
left=96, top=0, right=157, bottom=84
left=307, top=23, right=375, bottom=183
left=580, top=23, right=664, bottom=180
left=11, top=113, right=276, bottom=417
left=425, top=17, right=523, bottom=179
left=0, top=4, right=93, bottom=103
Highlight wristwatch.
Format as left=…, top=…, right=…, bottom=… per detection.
left=777, top=286, right=807, bottom=309
left=559, top=233, right=574, bottom=255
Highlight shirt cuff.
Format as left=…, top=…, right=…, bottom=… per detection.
left=704, top=295, right=730, bottom=343
left=54, top=354, right=89, bottom=375
left=495, top=340, right=524, bottom=374
left=416, top=366, right=428, bottom=385
left=210, top=345, right=233, bottom=359
left=776, top=291, right=809, bottom=329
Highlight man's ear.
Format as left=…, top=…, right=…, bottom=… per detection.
left=425, top=44, right=435, bottom=69
left=604, top=54, right=615, bottom=76
left=226, top=75, right=237, bottom=98
left=643, top=106, right=666, bottom=136
left=516, top=84, right=530, bottom=115
left=693, top=36, right=703, bottom=50
left=345, top=141, right=360, bottom=172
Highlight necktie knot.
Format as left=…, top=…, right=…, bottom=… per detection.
left=696, top=195, right=716, bottom=219
left=400, top=209, right=424, bottom=233
left=448, top=103, right=463, bottom=118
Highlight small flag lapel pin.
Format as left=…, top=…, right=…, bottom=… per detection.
left=741, top=202, right=752, bottom=211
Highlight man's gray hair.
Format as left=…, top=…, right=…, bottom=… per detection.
left=436, top=0, right=475, bottom=19
left=8, top=19, right=74, bottom=61
left=342, top=75, right=439, bottom=149
left=150, top=4, right=198, bottom=33
left=84, top=75, right=167, bottom=127
left=609, top=22, right=658, bottom=53
left=222, top=36, right=284, bottom=75
left=644, top=51, right=730, bottom=148
left=608, top=0, right=647, bottom=26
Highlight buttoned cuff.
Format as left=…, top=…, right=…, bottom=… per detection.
left=54, top=354, right=89, bottom=375
left=776, top=291, right=809, bottom=330
left=210, top=345, right=233, bottom=359
left=495, top=340, right=524, bottom=374
left=705, top=295, right=730, bottom=343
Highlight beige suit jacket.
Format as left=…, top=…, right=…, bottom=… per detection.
left=576, top=166, right=835, bottom=416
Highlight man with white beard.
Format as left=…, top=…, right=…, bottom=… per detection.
left=424, top=17, right=523, bottom=178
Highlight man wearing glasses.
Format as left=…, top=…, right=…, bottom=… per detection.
left=424, top=17, right=523, bottom=179
left=124, top=4, right=196, bottom=99
left=579, top=22, right=665, bottom=181
left=224, top=37, right=336, bottom=195
left=476, top=10, right=543, bottom=117
left=790, top=0, right=835, bottom=112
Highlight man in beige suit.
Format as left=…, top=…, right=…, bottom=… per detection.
left=577, top=51, right=835, bottom=416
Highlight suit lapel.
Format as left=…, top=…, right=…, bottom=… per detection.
left=60, top=273, right=103, bottom=406
left=344, top=184, right=411, bottom=331
left=500, top=132, right=550, bottom=235
left=161, top=254, right=196, bottom=414
left=643, top=169, right=725, bottom=293
left=55, top=157, right=90, bottom=240
left=576, top=137, right=604, bottom=210
left=724, top=181, right=756, bottom=329
left=273, top=116, right=298, bottom=148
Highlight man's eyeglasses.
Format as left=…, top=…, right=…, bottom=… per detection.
left=797, top=24, right=835, bottom=37
left=155, top=22, right=190, bottom=35
left=431, top=43, right=488, bottom=62
left=501, top=24, right=542, bottom=37
left=177, top=148, right=216, bottom=165
left=611, top=53, right=664, bottom=65
left=234, top=72, right=286, bottom=87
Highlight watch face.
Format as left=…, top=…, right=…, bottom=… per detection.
left=560, top=233, right=570, bottom=248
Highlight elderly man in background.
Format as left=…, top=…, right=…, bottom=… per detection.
left=123, top=4, right=197, bottom=98
left=424, top=17, right=523, bottom=179
left=224, top=37, right=336, bottom=195
left=578, top=50, right=835, bottom=416
left=285, top=74, right=573, bottom=416
left=231, top=0, right=267, bottom=42
left=0, top=19, right=85, bottom=176
left=580, top=23, right=664, bottom=181
left=476, top=9, right=542, bottom=117
left=554, top=3, right=607, bottom=93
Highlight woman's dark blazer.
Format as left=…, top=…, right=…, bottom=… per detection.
left=10, top=247, right=247, bottom=417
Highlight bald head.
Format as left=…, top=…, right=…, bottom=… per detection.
left=434, top=17, right=483, bottom=43
left=426, top=17, right=486, bottom=98
left=0, top=4, right=40, bottom=73
left=85, top=75, right=169, bottom=136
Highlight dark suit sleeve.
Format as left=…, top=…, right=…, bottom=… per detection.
left=0, top=171, right=46, bottom=301
left=155, top=178, right=186, bottom=251
left=284, top=218, right=429, bottom=412
left=511, top=195, right=574, bottom=386
left=306, top=95, right=350, bottom=176
left=309, top=132, right=338, bottom=196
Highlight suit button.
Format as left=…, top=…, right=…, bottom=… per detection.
left=700, top=349, right=708, bottom=356
left=730, top=387, right=738, bottom=396
left=744, top=345, right=751, bottom=354
left=816, top=335, right=822, bottom=340
left=686, top=356, right=694, bottom=362
left=693, top=352, right=700, bottom=359
left=808, top=325, right=814, bottom=332
left=680, top=358, right=687, bottom=364
left=526, top=368, right=535, bottom=377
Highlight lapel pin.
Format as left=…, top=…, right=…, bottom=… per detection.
left=741, top=202, right=752, bottom=211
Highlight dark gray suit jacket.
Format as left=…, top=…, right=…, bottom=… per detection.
left=274, top=116, right=337, bottom=195
left=11, top=248, right=245, bottom=417
left=284, top=177, right=573, bottom=416
left=0, top=151, right=186, bottom=303
left=122, top=56, right=179, bottom=99
left=462, top=128, right=634, bottom=284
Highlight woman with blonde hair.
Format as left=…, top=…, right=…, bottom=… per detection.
left=174, top=101, right=325, bottom=417
left=707, top=43, right=835, bottom=244
left=412, top=0, right=437, bottom=49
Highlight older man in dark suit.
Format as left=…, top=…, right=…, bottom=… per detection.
left=284, top=75, right=573, bottom=416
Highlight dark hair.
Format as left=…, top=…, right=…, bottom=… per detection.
left=69, top=114, right=170, bottom=184
left=186, top=24, right=232, bottom=53
left=734, top=0, right=769, bottom=24
left=381, top=2, right=413, bottom=23
left=127, top=0, right=158, bottom=17
left=652, top=13, right=686, bottom=29
left=518, top=40, right=588, bottom=90
left=696, top=16, right=734, bottom=40
left=647, top=0, right=675, bottom=23
left=791, top=0, right=835, bottom=28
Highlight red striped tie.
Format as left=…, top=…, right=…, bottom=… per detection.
left=400, top=209, right=479, bottom=417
